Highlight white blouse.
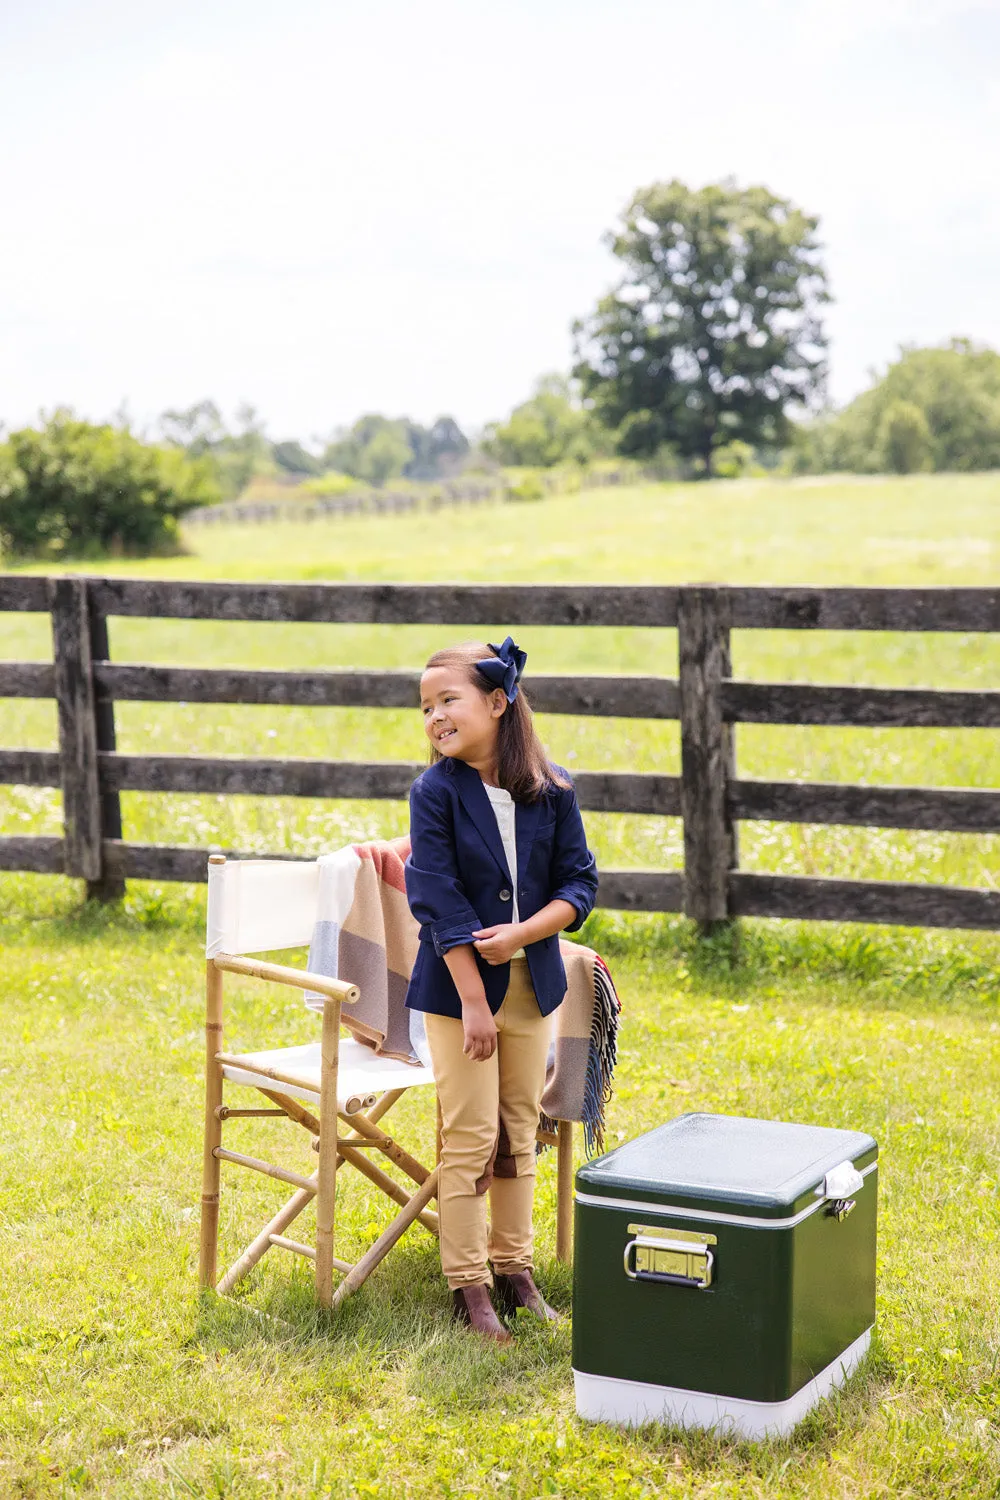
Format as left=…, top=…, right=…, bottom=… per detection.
left=483, top=785, right=528, bottom=960
left=484, top=784, right=519, bottom=923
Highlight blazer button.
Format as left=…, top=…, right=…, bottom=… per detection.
left=499, top=888, right=512, bottom=902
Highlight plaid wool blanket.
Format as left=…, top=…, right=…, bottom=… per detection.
left=306, top=838, right=620, bottom=1155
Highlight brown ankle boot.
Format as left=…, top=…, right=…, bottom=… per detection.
left=493, top=1271, right=560, bottom=1325
left=451, top=1284, right=512, bottom=1345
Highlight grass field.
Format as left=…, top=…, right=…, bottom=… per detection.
left=1, top=472, right=999, bottom=1497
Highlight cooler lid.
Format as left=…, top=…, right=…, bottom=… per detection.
left=575, top=1113, right=878, bottom=1220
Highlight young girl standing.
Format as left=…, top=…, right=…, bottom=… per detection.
left=404, top=636, right=598, bottom=1344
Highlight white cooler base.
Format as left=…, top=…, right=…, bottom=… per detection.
left=574, top=1325, right=872, bottom=1440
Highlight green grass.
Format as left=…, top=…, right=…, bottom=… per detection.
left=1, top=471, right=999, bottom=1496
left=2, top=887, right=999, bottom=1498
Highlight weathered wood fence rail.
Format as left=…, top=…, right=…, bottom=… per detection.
left=1, top=577, right=998, bottom=928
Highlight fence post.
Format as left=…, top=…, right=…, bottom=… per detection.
left=87, top=591, right=126, bottom=900
left=50, top=576, right=104, bottom=892
left=678, top=585, right=739, bottom=931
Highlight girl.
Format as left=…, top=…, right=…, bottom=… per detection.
left=404, top=636, right=598, bottom=1344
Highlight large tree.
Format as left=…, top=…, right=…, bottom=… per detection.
left=573, top=179, right=829, bottom=473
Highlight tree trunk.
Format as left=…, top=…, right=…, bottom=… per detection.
left=701, top=424, right=715, bottom=478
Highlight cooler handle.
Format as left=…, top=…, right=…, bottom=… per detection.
left=623, top=1226, right=715, bottom=1289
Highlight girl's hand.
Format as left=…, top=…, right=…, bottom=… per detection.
left=472, top=924, right=525, bottom=965
left=461, top=996, right=498, bottom=1061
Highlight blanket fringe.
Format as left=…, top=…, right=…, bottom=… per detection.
left=540, top=954, right=620, bottom=1159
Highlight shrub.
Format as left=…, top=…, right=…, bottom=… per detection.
left=300, top=471, right=360, bottom=497
left=506, top=468, right=547, bottom=501
left=876, top=399, right=933, bottom=474
left=0, top=412, right=219, bottom=560
left=712, top=439, right=758, bottom=478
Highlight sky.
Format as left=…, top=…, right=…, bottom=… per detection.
left=2, top=0, right=999, bottom=445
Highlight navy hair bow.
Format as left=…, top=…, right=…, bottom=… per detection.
left=477, top=636, right=527, bottom=703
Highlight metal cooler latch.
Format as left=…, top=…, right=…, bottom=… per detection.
left=816, top=1161, right=865, bottom=1222
left=624, top=1224, right=716, bottom=1289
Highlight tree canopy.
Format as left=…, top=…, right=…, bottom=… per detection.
left=323, top=413, right=470, bottom=485
left=573, top=179, right=828, bottom=473
left=158, top=400, right=272, bottom=498
left=0, top=412, right=218, bottom=559
left=271, top=439, right=324, bottom=477
left=798, top=340, right=1000, bottom=474
left=403, top=416, right=470, bottom=479
left=482, top=376, right=601, bottom=468
left=153, top=403, right=471, bottom=496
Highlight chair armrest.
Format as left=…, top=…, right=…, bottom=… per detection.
left=212, top=952, right=360, bottom=1004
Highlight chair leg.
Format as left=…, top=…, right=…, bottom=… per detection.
left=337, top=1142, right=440, bottom=1234
left=332, top=1166, right=440, bottom=1308
left=199, top=961, right=225, bottom=1289
left=217, top=1179, right=317, bottom=1296
left=556, top=1119, right=573, bottom=1264
left=315, top=994, right=342, bottom=1307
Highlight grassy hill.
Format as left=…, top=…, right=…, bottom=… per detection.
left=1, top=472, right=998, bottom=1497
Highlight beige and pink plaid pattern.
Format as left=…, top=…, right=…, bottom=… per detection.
left=309, top=838, right=619, bottom=1154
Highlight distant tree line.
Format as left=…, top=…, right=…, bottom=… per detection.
left=792, top=340, right=1000, bottom=475
left=4, top=174, right=1000, bottom=561
left=155, top=402, right=471, bottom=498
left=485, top=184, right=1000, bottom=480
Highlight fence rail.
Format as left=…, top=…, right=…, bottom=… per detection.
left=1, top=576, right=997, bottom=927
left=180, top=464, right=657, bottom=530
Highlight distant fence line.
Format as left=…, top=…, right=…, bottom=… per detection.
left=0, top=576, right=998, bottom=930
left=183, top=466, right=655, bottom=528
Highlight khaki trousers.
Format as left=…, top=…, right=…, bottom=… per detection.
left=425, top=958, right=551, bottom=1289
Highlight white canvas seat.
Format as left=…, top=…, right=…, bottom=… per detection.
left=221, top=1039, right=435, bottom=1116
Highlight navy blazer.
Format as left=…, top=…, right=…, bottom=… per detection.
left=404, top=757, right=598, bottom=1020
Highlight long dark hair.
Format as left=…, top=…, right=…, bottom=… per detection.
left=423, top=640, right=570, bottom=803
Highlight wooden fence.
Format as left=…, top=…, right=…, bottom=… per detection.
left=1, top=576, right=998, bottom=929
left=185, top=477, right=508, bottom=527
left=183, top=465, right=655, bottom=528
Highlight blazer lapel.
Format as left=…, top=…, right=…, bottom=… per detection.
left=452, top=760, right=511, bottom=880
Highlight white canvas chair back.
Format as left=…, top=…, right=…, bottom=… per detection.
left=206, top=858, right=321, bottom=958
left=200, top=852, right=444, bottom=1309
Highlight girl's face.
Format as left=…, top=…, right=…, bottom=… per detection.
left=420, top=665, right=506, bottom=768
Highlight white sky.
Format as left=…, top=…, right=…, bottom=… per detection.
left=2, top=0, right=999, bottom=443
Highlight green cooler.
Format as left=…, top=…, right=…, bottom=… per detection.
left=572, top=1113, right=878, bottom=1439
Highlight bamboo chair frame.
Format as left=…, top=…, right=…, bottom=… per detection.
left=199, top=855, right=574, bottom=1309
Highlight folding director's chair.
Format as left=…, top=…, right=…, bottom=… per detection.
left=199, top=854, right=575, bottom=1310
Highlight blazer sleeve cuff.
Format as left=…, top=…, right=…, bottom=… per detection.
left=430, top=911, right=481, bottom=957
left=551, top=881, right=597, bottom=933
